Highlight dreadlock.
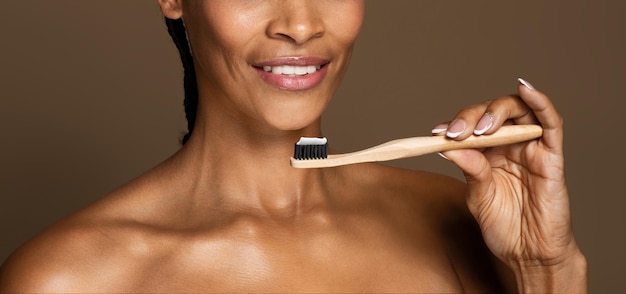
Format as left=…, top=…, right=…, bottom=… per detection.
left=165, top=17, right=198, bottom=145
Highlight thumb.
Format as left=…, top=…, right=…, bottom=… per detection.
left=441, top=149, right=494, bottom=207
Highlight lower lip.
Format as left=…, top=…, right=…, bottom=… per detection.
left=254, top=65, right=328, bottom=91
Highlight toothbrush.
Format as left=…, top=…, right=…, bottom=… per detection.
left=290, top=125, right=542, bottom=169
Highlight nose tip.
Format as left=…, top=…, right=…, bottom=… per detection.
left=274, top=25, right=324, bottom=45
left=266, top=5, right=325, bottom=45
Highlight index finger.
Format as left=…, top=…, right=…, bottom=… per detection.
left=517, top=78, right=564, bottom=154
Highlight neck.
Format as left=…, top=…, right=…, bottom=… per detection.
left=174, top=108, right=334, bottom=219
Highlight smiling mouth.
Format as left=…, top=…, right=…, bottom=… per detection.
left=255, top=64, right=325, bottom=77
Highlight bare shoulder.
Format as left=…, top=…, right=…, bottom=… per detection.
left=338, top=162, right=471, bottom=235
left=0, top=172, right=167, bottom=292
left=346, top=163, right=514, bottom=292
left=0, top=212, right=128, bottom=292
left=348, top=163, right=467, bottom=209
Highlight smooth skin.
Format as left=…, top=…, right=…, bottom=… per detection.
left=0, top=0, right=586, bottom=293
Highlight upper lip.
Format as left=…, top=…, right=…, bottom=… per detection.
left=252, top=56, right=330, bottom=67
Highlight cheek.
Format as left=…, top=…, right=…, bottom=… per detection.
left=329, top=1, right=365, bottom=44
left=187, top=1, right=262, bottom=55
left=185, top=5, right=262, bottom=95
left=207, top=14, right=257, bottom=48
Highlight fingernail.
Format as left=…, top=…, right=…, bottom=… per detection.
left=446, top=119, right=466, bottom=138
left=431, top=123, right=448, bottom=134
left=437, top=152, right=450, bottom=161
left=518, top=77, right=535, bottom=90
left=474, top=112, right=494, bottom=135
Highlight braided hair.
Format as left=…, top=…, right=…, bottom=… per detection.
left=165, top=17, right=198, bottom=145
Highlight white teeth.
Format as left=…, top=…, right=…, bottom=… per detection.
left=283, top=65, right=295, bottom=75
left=295, top=66, right=307, bottom=75
left=262, top=65, right=321, bottom=76
left=271, top=66, right=283, bottom=75
left=272, top=66, right=283, bottom=75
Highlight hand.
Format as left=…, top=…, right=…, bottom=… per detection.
left=433, top=78, right=586, bottom=292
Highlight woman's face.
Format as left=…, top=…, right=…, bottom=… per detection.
left=167, top=0, right=364, bottom=132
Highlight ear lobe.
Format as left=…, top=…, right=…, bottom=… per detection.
left=157, top=0, right=183, bottom=19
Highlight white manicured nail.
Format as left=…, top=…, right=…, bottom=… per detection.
left=518, top=77, right=535, bottom=90
left=431, top=123, right=448, bottom=134
left=474, top=112, right=494, bottom=135
left=446, top=119, right=466, bottom=138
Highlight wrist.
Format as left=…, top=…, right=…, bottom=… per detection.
left=512, top=248, right=587, bottom=294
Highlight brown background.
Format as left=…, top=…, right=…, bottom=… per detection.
left=1, top=1, right=624, bottom=292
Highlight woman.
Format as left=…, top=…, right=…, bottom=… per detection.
left=0, top=0, right=586, bottom=292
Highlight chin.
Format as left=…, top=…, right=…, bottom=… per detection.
left=264, top=112, right=322, bottom=132
left=252, top=92, right=329, bottom=133
left=256, top=105, right=323, bottom=133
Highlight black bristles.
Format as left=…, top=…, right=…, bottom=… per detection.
left=293, top=143, right=328, bottom=160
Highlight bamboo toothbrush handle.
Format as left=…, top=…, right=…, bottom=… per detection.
left=290, top=125, right=543, bottom=168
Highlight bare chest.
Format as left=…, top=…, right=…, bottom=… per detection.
left=124, top=228, right=463, bottom=292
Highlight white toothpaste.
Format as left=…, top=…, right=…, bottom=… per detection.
left=296, top=137, right=328, bottom=145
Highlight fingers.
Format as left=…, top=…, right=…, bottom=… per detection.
left=440, top=148, right=493, bottom=198
left=432, top=78, right=562, bottom=153
left=517, top=78, right=564, bottom=154
left=434, top=96, right=537, bottom=140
